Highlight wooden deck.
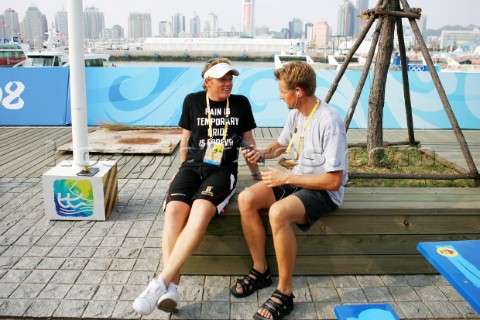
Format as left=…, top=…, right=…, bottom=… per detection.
left=184, top=182, right=480, bottom=275
left=1, top=126, right=479, bottom=179
left=1, top=126, right=480, bottom=275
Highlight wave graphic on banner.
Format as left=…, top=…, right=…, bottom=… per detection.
left=102, top=68, right=201, bottom=125
left=53, top=179, right=94, bottom=217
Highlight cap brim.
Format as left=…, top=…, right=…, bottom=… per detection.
left=204, top=63, right=240, bottom=79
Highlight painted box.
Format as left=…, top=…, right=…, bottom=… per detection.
left=42, top=160, right=118, bottom=221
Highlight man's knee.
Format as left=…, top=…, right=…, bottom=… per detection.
left=238, top=188, right=256, bottom=211
left=269, top=202, right=289, bottom=228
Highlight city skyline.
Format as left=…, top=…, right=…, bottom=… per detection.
left=3, top=0, right=479, bottom=37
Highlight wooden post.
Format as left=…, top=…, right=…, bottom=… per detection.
left=396, top=17, right=416, bottom=146
left=324, top=15, right=376, bottom=104
left=344, top=17, right=385, bottom=130
left=399, top=0, right=480, bottom=186
left=367, top=0, right=399, bottom=166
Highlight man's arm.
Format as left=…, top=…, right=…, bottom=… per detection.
left=261, top=167, right=344, bottom=191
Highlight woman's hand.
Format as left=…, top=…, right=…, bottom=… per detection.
left=242, top=147, right=263, bottom=164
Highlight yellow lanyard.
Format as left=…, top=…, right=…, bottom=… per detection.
left=285, top=100, right=320, bottom=160
left=206, top=94, right=230, bottom=142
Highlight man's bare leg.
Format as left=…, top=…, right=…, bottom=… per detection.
left=234, top=182, right=276, bottom=294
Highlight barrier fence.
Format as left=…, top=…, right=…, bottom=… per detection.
left=1, top=67, right=479, bottom=129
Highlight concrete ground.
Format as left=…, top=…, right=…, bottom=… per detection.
left=1, top=177, right=479, bottom=320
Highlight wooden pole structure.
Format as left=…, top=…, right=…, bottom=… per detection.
left=396, top=17, right=416, bottom=146
left=399, top=0, right=479, bottom=186
left=324, top=14, right=376, bottom=104
left=367, top=0, right=399, bottom=166
left=344, top=16, right=385, bottom=130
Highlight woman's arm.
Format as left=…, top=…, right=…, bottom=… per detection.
left=179, top=129, right=191, bottom=164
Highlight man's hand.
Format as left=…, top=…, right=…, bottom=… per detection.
left=261, top=166, right=288, bottom=187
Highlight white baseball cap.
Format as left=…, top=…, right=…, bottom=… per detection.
left=203, top=63, right=239, bottom=79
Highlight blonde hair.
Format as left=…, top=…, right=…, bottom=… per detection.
left=273, top=61, right=317, bottom=96
left=202, top=57, right=233, bottom=90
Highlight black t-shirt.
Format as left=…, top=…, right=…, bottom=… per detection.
left=178, top=91, right=257, bottom=173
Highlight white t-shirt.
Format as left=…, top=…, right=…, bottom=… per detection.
left=277, top=101, right=349, bottom=206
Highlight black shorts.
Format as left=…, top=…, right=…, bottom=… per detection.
left=272, top=184, right=338, bottom=231
left=165, top=164, right=237, bottom=214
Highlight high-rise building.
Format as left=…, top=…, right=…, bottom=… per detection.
left=22, top=5, right=47, bottom=48
left=112, top=25, right=124, bottom=39
left=305, top=23, right=313, bottom=41
left=55, top=10, right=68, bottom=38
left=204, top=13, right=218, bottom=37
left=312, top=21, right=331, bottom=49
left=288, top=18, right=303, bottom=39
left=190, top=12, right=201, bottom=38
left=0, top=15, right=5, bottom=40
left=3, top=8, right=20, bottom=40
left=354, top=0, right=369, bottom=37
left=413, top=14, right=428, bottom=47
left=171, top=12, right=185, bottom=38
left=337, top=0, right=355, bottom=37
left=158, top=21, right=172, bottom=37
left=255, top=25, right=269, bottom=37
left=128, top=12, right=152, bottom=39
left=84, top=6, right=105, bottom=40
left=242, top=0, right=255, bottom=37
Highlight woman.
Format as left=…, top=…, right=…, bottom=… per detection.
left=133, top=57, right=261, bottom=315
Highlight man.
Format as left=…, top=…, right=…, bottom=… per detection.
left=133, top=58, right=261, bottom=316
left=230, top=61, right=348, bottom=320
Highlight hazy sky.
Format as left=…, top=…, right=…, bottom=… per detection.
left=4, top=0, right=478, bottom=34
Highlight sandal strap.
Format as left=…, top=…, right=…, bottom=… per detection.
left=235, top=267, right=270, bottom=293
left=235, top=273, right=255, bottom=294
left=249, top=267, right=269, bottom=281
left=272, top=289, right=295, bottom=308
left=256, top=289, right=295, bottom=320
left=260, top=299, right=282, bottom=320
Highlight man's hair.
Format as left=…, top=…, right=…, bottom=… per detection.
left=273, top=61, right=317, bottom=96
left=201, top=57, right=233, bottom=90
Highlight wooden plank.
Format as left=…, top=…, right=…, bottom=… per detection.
left=253, top=128, right=263, bottom=138
left=137, top=156, right=165, bottom=179
left=15, top=136, right=77, bottom=178
left=117, top=155, right=141, bottom=179
left=0, top=128, right=67, bottom=165
left=32, top=152, right=73, bottom=177
left=195, top=234, right=480, bottom=256
left=183, top=255, right=437, bottom=275
left=0, top=130, right=73, bottom=177
left=126, top=155, right=156, bottom=179
left=0, top=127, right=23, bottom=140
left=203, top=214, right=480, bottom=235
left=224, top=197, right=480, bottom=214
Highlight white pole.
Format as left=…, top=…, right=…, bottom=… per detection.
left=67, top=0, right=89, bottom=169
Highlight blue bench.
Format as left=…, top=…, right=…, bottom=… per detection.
left=334, top=303, right=400, bottom=320
left=418, top=240, right=480, bottom=314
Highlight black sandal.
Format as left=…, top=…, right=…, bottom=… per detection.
left=253, top=289, right=295, bottom=320
left=230, top=267, right=273, bottom=298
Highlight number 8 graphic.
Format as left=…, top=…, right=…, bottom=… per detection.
left=2, top=81, right=25, bottom=110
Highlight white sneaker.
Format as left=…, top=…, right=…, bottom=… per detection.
left=157, top=282, right=180, bottom=313
left=133, top=278, right=167, bottom=315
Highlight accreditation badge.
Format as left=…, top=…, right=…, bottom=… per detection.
left=204, top=139, right=224, bottom=166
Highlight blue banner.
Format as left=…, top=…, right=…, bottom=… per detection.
left=1, top=67, right=479, bottom=129
left=0, top=68, right=69, bottom=125
left=84, top=67, right=480, bottom=129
